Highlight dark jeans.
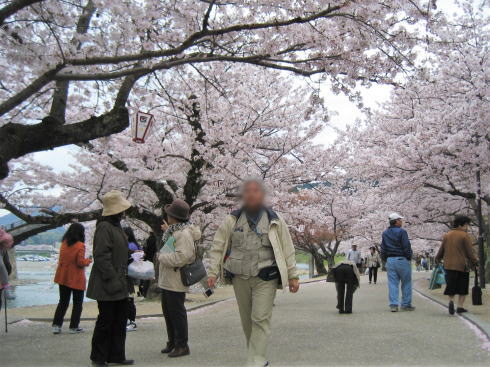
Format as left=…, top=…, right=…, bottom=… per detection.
left=161, top=289, right=188, bottom=347
left=128, top=297, right=136, bottom=322
left=368, top=267, right=378, bottom=283
left=52, top=284, right=84, bottom=329
left=90, top=299, right=128, bottom=363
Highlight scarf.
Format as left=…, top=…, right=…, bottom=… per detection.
left=160, top=222, right=188, bottom=251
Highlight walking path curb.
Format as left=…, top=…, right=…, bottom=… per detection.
left=413, top=286, right=490, bottom=341
left=9, top=296, right=235, bottom=324
left=9, top=277, right=326, bottom=325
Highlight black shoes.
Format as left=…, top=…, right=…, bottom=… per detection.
left=456, top=307, right=468, bottom=314
left=91, top=362, right=107, bottom=367
left=161, top=342, right=175, bottom=354
left=449, top=301, right=455, bottom=315
left=168, top=345, right=190, bottom=358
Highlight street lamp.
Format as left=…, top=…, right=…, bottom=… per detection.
left=131, top=111, right=154, bottom=143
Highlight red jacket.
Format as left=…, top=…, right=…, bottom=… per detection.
left=54, top=241, right=92, bottom=290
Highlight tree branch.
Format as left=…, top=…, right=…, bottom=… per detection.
left=0, top=106, right=129, bottom=179
left=0, top=0, right=44, bottom=25
left=0, top=65, right=62, bottom=117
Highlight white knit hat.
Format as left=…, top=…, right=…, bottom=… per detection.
left=101, top=190, right=131, bottom=216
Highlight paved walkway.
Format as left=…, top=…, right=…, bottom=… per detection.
left=2, top=273, right=489, bottom=366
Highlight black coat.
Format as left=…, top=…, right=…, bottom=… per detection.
left=2, top=249, right=12, bottom=275
left=87, top=221, right=129, bottom=301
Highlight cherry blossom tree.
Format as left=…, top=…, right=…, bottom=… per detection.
left=335, top=2, right=489, bottom=280
left=1, top=65, right=332, bottom=245
left=0, top=0, right=434, bottom=179
left=288, top=175, right=382, bottom=272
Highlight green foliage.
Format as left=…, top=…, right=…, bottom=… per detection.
left=20, top=228, right=64, bottom=245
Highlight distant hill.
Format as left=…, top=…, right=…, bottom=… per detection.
left=0, top=212, right=19, bottom=226
left=0, top=211, right=65, bottom=245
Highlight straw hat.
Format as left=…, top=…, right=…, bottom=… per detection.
left=165, top=199, right=190, bottom=221
left=101, top=190, right=131, bottom=216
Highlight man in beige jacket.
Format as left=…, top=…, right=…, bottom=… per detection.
left=207, top=178, right=299, bottom=367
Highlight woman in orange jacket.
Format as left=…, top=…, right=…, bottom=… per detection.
left=52, top=223, right=92, bottom=334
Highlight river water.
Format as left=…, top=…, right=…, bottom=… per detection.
left=8, top=260, right=310, bottom=308
left=8, top=260, right=92, bottom=308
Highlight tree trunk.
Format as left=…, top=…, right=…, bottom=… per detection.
left=476, top=170, right=486, bottom=287
left=311, top=251, right=327, bottom=275
left=485, top=209, right=490, bottom=283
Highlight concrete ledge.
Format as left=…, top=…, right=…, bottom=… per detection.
left=9, top=277, right=325, bottom=325
left=10, top=296, right=235, bottom=324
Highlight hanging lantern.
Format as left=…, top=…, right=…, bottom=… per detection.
left=131, top=111, right=154, bottom=143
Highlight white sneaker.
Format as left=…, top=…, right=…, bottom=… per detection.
left=52, top=325, right=61, bottom=334
left=69, top=327, right=84, bottom=334
left=126, top=322, right=137, bottom=332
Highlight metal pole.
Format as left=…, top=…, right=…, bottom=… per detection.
left=476, top=170, right=486, bottom=288
left=4, top=291, right=7, bottom=333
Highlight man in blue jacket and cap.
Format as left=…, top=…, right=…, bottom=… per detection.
left=381, top=213, right=415, bottom=312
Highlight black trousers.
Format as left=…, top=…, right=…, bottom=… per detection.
left=128, top=297, right=136, bottom=322
left=52, top=284, right=84, bottom=329
left=161, top=289, right=188, bottom=347
left=333, top=264, right=358, bottom=313
left=336, top=282, right=356, bottom=312
left=368, top=267, right=378, bottom=283
left=139, top=280, right=150, bottom=298
left=90, top=299, right=128, bottom=363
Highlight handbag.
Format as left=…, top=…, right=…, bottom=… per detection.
left=179, top=241, right=207, bottom=286
left=326, top=268, right=336, bottom=282
left=472, top=269, right=483, bottom=306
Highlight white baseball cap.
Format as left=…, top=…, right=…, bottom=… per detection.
left=388, top=212, right=404, bottom=221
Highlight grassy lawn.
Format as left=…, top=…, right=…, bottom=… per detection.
left=295, top=251, right=346, bottom=266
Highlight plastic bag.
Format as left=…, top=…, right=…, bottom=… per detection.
left=428, top=265, right=445, bottom=290
left=128, top=260, right=155, bottom=280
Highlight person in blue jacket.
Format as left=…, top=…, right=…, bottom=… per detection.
left=381, top=213, right=415, bottom=312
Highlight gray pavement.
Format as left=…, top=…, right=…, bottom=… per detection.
left=2, top=273, right=489, bottom=366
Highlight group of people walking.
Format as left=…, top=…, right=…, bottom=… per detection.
left=331, top=212, right=479, bottom=318
left=2, top=176, right=480, bottom=367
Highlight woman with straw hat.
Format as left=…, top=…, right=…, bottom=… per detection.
left=87, top=190, right=134, bottom=366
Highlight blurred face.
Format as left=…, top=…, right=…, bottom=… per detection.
left=352, top=245, right=357, bottom=251
left=461, top=223, right=469, bottom=232
left=242, top=181, right=265, bottom=212
left=0, top=240, right=13, bottom=249
left=396, top=219, right=403, bottom=227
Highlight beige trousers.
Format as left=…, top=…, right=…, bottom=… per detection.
left=232, top=276, right=278, bottom=367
